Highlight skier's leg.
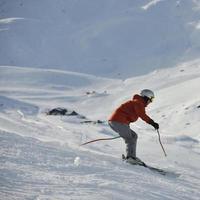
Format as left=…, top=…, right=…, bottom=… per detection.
left=108, top=121, right=138, bottom=158
left=125, top=130, right=137, bottom=158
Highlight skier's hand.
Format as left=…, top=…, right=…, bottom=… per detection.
left=151, top=122, right=159, bottom=130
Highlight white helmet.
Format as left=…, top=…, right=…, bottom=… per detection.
left=140, top=89, right=155, bottom=101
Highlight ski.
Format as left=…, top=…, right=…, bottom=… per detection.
left=144, top=165, right=168, bottom=175
left=122, top=154, right=179, bottom=177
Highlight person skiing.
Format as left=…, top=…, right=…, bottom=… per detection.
left=108, top=89, right=159, bottom=165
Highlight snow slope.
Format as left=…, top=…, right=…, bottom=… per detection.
left=1, top=0, right=200, bottom=78
left=1, top=60, right=200, bottom=200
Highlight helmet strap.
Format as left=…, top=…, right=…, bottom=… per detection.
left=143, top=96, right=150, bottom=104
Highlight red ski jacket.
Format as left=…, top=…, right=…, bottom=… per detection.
left=108, top=94, right=154, bottom=125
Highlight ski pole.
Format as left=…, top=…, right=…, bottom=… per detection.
left=80, top=136, right=121, bottom=146
left=157, top=129, right=167, bottom=157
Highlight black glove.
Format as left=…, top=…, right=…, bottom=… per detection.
left=151, top=121, right=159, bottom=130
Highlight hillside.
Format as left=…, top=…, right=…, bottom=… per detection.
left=1, top=0, right=200, bottom=78
left=1, top=60, right=200, bottom=199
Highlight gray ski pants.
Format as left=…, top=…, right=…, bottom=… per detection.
left=108, top=121, right=138, bottom=158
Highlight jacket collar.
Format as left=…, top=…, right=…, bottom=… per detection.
left=133, top=94, right=148, bottom=107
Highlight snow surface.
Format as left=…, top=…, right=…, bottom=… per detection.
left=1, top=0, right=200, bottom=78
left=1, top=61, right=200, bottom=200
left=1, top=0, right=200, bottom=199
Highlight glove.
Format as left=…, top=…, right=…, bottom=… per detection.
left=151, top=121, right=159, bottom=130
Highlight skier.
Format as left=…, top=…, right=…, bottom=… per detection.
left=108, top=89, right=159, bottom=165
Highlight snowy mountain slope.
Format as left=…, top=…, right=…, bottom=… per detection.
left=1, top=0, right=200, bottom=78
left=1, top=60, right=200, bottom=200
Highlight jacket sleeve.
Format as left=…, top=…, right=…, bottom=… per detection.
left=134, top=102, right=154, bottom=124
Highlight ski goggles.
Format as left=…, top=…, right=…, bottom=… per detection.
left=149, top=96, right=154, bottom=102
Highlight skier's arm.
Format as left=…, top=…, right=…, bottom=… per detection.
left=134, top=102, right=154, bottom=124
left=134, top=103, right=159, bottom=129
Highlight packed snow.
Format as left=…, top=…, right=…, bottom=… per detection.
left=1, top=61, right=200, bottom=200
left=1, top=0, right=200, bottom=199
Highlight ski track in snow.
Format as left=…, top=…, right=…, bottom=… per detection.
left=1, top=64, right=200, bottom=199
left=1, top=130, right=200, bottom=200
left=142, top=0, right=164, bottom=10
